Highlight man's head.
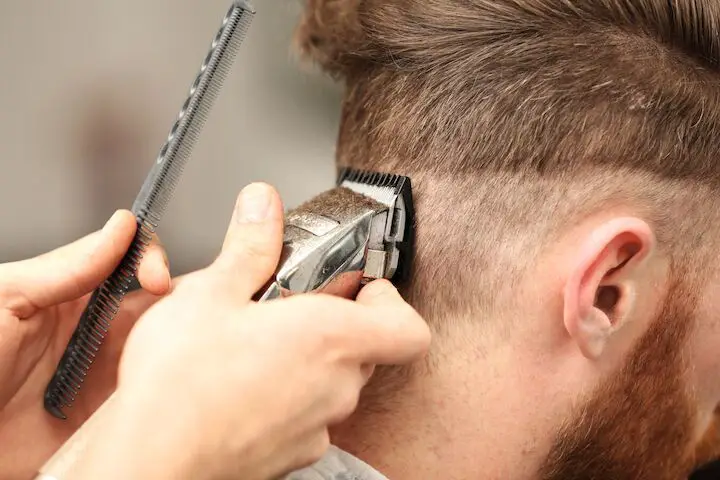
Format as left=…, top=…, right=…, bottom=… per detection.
left=295, top=1, right=720, bottom=478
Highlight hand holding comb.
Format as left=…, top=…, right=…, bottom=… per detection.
left=43, top=0, right=256, bottom=420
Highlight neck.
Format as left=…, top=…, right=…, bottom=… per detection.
left=330, top=326, right=566, bottom=480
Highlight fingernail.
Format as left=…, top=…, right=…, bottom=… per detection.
left=237, top=183, right=271, bottom=223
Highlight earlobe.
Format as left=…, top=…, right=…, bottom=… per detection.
left=563, top=217, right=656, bottom=360
left=572, top=307, right=613, bottom=359
left=564, top=275, right=615, bottom=360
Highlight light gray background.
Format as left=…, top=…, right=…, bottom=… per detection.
left=0, top=0, right=344, bottom=275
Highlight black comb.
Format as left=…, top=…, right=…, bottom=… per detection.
left=44, top=1, right=256, bottom=420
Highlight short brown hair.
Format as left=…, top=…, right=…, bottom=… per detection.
left=294, top=0, right=720, bottom=323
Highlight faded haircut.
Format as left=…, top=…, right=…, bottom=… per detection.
left=294, top=0, right=720, bottom=325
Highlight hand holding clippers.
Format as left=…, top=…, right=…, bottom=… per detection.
left=256, top=168, right=415, bottom=301
left=35, top=170, right=415, bottom=480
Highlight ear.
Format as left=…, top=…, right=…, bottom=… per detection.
left=563, top=217, right=658, bottom=360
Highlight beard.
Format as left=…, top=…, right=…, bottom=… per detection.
left=539, top=277, right=702, bottom=480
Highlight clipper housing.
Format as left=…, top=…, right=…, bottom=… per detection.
left=256, top=168, right=414, bottom=301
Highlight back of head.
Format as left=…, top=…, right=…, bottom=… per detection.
left=294, top=0, right=720, bottom=324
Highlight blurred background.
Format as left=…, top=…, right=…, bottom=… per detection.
left=0, top=0, right=343, bottom=275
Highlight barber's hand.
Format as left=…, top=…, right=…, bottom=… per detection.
left=0, top=211, right=171, bottom=478
left=92, top=183, right=431, bottom=480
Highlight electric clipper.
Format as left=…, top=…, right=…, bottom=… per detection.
left=256, top=167, right=415, bottom=301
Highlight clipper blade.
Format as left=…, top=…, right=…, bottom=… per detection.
left=337, top=167, right=415, bottom=284
left=255, top=168, right=415, bottom=302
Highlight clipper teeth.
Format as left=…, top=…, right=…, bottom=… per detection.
left=336, top=167, right=415, bottom=284
left=338, top=167, right=410, bottom=207
left=338, top=168, right=404, bottom=191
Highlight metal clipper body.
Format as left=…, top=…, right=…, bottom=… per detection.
left=256, top=168, right=414, bottom=301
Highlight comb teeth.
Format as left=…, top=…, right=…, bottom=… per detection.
left=44, top=225, right=151, bottom=418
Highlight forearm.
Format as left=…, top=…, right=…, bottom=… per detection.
left=38, top=393, right=209, bottom=480
left=72, top=392, right=300, bottom=480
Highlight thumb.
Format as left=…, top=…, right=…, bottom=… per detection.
left=3, top=210, right=137, bottom=317
left=213, top=183, right=284, bottom=300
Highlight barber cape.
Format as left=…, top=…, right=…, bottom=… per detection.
left=285, top=446, right=388, bottom=480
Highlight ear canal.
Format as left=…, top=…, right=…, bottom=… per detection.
left=595, top=234, right=646, bottom=321
left=594, top=285, right=620, bottom=317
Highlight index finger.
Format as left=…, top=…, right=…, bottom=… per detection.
left=350, top=280, right=432, bottom=365
left=284, top=281, right=431, bottom=366
left=0, top=210, right=136, bottom=318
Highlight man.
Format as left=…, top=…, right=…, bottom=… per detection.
left=292, top=0, right=720, bottom=478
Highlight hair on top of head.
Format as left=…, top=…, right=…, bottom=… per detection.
left=294, top=0, right=366, bottom=77
left=295, top=0, right=720, bottom=181
left=296, top=0, right=720, bottom=75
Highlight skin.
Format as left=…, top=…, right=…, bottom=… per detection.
left=695, top=410, right=720, bottom=467
left=0, top=183, right=431, bottom=480
left=330, top=210, right=720, bottom=479
left=2, top=183, right=716, bottom=479
left=0, top=209, right=171, bottom=479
